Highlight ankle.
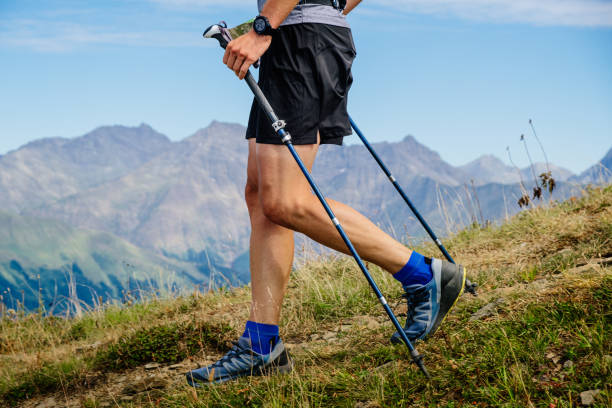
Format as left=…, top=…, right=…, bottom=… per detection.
left=393, top=252, right=433, bottom=286
left=242, top=320, right=280, bottom=355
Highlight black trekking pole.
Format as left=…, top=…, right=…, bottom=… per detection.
left=203, top=23, right=430, bottom=378
left=349, top=117, right=478, bottom=296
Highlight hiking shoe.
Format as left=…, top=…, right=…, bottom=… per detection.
left=185, top=336, right=292, bottom=386
left=390, top=258, right=466, bottom=344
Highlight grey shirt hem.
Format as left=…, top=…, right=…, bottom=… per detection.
left=257, top=2, right=349, bottom=28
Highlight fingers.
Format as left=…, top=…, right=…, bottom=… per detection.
left=232, top=54, right=246, bottom=75
left=225, top=52, right=238, bottom=73
left=222, top=43, right=232, bottom=65
left=224, top=42, right=252, bottom=79
left=223, top=42, right=238, bottom=71
left=238, top=60, right=251, bottom=80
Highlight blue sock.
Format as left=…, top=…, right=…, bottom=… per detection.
left=393, top=252, right=433, bottom=286
left=242, top=320, right=279, bottom=355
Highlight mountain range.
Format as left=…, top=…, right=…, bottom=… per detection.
left=1, top=121, right=609, bottom=311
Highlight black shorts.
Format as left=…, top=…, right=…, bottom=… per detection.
left=246, top=23, right=356, bottom=145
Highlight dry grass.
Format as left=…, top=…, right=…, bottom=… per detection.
left=1, top=185, right=611, bottom=407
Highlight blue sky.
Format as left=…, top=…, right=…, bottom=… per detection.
left=0, top=0, right=611, bottom=174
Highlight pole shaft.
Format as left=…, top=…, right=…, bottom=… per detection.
left=349, top=117, right=477, bottom=295
left=349, top=117, right=455, bottom=262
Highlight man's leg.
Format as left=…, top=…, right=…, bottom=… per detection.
left=185, top=138, right=308, bottom=386
left=244, top=138, right=318, bottom=326
left=248, top=134, right=416, bottom=327
left=256, top=138, right=465, bottom=346
left=256, top=141, right=413, bottom=275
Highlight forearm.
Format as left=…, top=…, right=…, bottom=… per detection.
left=343, top=0, right=362, bottom=15
left=260, top=0, right=300, bottom=28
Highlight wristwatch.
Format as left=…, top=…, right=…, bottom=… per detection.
left=253, top=15, right=276, bottom=36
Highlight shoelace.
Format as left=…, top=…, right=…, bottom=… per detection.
left=212, top=341, right=252, bottom=368
left=402, top=286, right=430, bottom=324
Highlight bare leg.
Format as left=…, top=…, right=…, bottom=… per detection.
left=244, top=139, right=319, bottom=325
left=247, top=136, right=413, bottom=326
left=257, top=141, right=413, bottom=275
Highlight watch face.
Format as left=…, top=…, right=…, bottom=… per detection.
left=254, top=18, right=266, bottom=33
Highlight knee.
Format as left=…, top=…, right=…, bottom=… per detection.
left=260, top=193, right=309, bottom=229
left=260, top=194, right=291, bottom=227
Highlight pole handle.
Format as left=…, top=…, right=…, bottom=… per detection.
left=203, top=23, right=230, bottom=49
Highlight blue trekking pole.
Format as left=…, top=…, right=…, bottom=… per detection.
left=349, top=117, right=478, bottom=296
left=204, top=23, right=431, bottom=378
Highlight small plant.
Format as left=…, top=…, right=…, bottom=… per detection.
left=530, top=119, right=556, bottom=197
left=507, top=146, right=531, bottom=208
left=520, top=134, right=542, bottom=201
left=540, top=171, right=556, bottom=195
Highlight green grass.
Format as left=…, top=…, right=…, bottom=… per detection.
left=150, top=276, right=610, bottom=408
left=1, top=186, right=611, bottom=407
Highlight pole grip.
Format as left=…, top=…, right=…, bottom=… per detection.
left=203, top=24, right=230, bottom=49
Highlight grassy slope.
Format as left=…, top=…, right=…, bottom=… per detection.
left=0, top=186, right=610, bottom=407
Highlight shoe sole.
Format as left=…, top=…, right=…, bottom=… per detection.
left=186, top=356, right=293, bottom=386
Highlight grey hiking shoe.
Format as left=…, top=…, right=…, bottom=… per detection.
left=390, top=258, right=466, bottom=344
left=185, top=336, right=292, bottom=386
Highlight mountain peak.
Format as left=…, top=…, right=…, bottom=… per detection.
left=463, top=154, right=507, bottom=168
left=402, top=134, right=417, bottom=143
left=185, top=121, right=246, bottom=143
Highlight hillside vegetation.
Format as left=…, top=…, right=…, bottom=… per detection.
left=1, top=186, right=611, bottom=407
left=0, top=210, right=211, bottom=313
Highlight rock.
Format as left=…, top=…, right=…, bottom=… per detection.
left=546, top=352, right=561, bottom=364
left=353, top=315, right=381, bottom=330
left=285, top=342, right=307, bottom=352
left=531, top=278, right=549, bottom=289
left=35, top=397, right=57, bottom=408
left=374, top=361, right=395, bottom=371
left=168, top=363, right=184, bottom=370
left=469, top=298, right=506, bottom=321
left=580, top=389, right=600, bottom=406
left=144, top=362, right=161, bottom=370
left=75, top=341, right=103, bottom=353
left=563, top=360, right=574, bottom=369
left=122, top=376, right=168, bottom=395
left=322, top=331, right=337, bottom=341
left=339, top=324, right=352, bottom=332
left=355, top=401, right=381, bottom=408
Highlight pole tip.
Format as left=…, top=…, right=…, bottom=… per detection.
left=465, top=280, right=478, bottom=296
left=411, top=352, right=431, bottom=379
